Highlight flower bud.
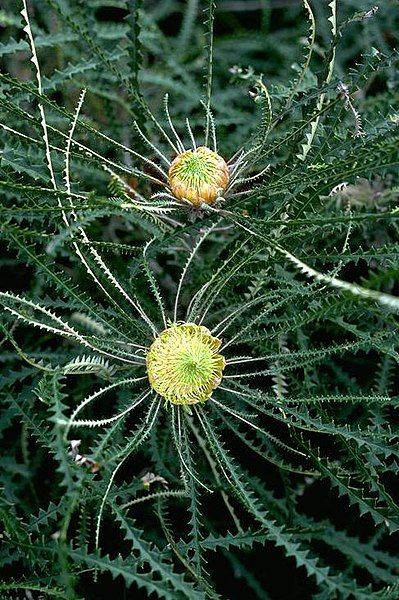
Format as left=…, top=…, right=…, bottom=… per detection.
left=168, top=146, right=229, bottom=207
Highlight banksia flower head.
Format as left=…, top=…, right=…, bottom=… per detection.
left=146, top=323, right=226, bottom=404
left=168, top=147, right=230, bottom=207
left=106, top=94, right=271, bottom=219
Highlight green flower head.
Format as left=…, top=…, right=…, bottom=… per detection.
left=146, top=323, right=226, bottom=405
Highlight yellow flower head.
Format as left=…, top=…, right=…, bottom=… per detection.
left=146, top=323, right=226, bottom=405
left=168, top=146, right=229, bottom=207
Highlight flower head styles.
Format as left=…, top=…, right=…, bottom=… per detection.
left=168, top=147, right=229, bottom=207
left=146, top=323, right=226, bottom=404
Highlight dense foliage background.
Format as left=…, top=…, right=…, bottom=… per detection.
left=1, top=1, right=399, bottom=599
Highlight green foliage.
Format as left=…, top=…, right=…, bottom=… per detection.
left=0, top=0, right=398, bottom=598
